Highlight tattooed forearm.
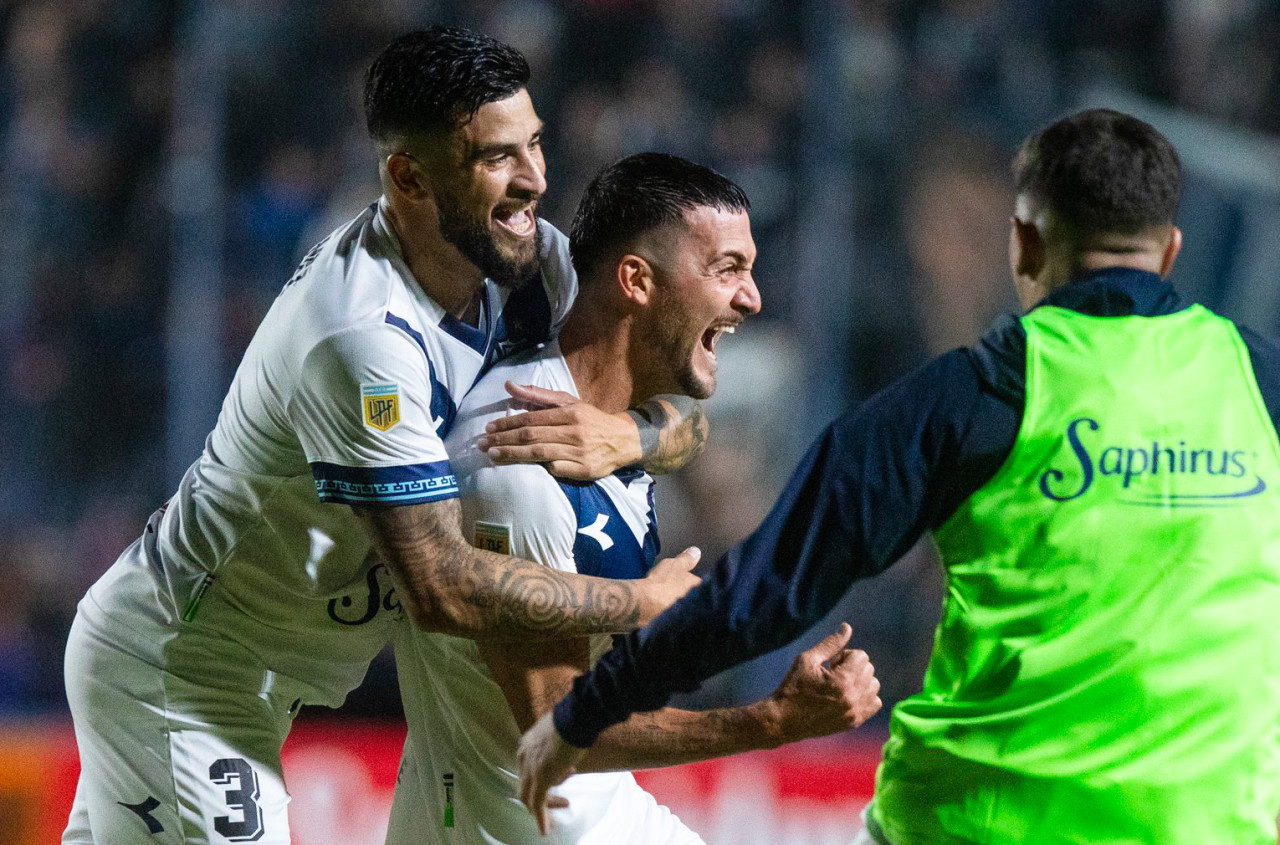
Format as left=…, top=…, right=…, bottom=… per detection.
left=356, top=499, right=642, bottom=639
left=488, top=550, right=641, bottom=637
left=628, top=395, right=709, bottom=475
left=578, top=702, right=779, bottom=773
left=481, top=635, right=780, bottom=773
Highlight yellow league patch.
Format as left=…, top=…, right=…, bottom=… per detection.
left=361, top=383, right=400, bottom=431
left=473, top=521, right=511, bottom=555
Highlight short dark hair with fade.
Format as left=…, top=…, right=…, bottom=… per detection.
left=363, top=26, right=530, bottom=144
left=1013, top=108, right=1181, bottom=236
left=570, top=152, right=750, bottom=279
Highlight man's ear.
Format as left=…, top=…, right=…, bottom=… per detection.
left=386, top=152, right=433, bottom=202
left=616, top=255, right=656, bottom=306
left=1012, top=216, right=1044, bottom=279
left=1159, top=225, right=1183, bottom=278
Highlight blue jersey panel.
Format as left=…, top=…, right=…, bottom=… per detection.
left=384, top=312, right=458, bottom=437
left=486, top=272, right=554, bottom=375
left=557, top=471, right=658, bottom=581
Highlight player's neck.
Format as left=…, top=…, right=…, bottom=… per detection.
left=558, top=308, right=636, bottom=414
left=384, top=200, right=486, bottom=320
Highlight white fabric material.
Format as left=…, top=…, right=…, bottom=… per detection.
left=388, top=343, right=701, bottom=845
left=63, top=610, right=295, bottom=844
left=66, top=204, right=576, bottom=843
left=81, top=204, right=575, bottom=705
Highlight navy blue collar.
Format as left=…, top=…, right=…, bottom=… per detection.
left=1034, top=267, right=1187, bottom=319
left=439, top=308, right=488, bottom=355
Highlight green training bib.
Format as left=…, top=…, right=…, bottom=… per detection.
left=873, top=304, right=1280, bottom=844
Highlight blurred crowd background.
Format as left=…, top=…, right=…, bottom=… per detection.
left=4, top=0, right=1280, bottom=731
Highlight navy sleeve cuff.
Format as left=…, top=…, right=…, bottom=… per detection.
left=553, top=684, right=612, bottom=749
left=311, top=460, right=459, bottom=506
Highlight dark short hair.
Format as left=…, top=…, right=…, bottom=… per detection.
left=363, top=26, right=530, bottom=143
left=570, top=153, right=750, bottom=279
left=1012, top=108, right=1181, bottom=236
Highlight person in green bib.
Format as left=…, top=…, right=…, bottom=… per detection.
left=518, top=108, right=1280, bottom=844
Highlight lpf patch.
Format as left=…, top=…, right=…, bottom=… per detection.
left=362, top=382, right=401, bottom=431
left=474, top=521, right=510, bottom=555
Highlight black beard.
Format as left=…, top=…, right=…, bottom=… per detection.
left=437, top=194, right=541, bottom=290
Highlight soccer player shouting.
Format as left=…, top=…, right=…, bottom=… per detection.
left=388, top=153, right=881, bottom=844
left=63, top=28, right=703, bottom=845
left=522, top=109, right=1280, bottom=844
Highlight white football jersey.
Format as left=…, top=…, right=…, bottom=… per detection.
left=78, top=201, right=577, bottom=707
left=388, top=342, right=701, bottom=845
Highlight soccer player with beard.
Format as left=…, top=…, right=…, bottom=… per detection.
left=62, top=28, right=702, bottom=845
left=521, top=109, right=1280, bottom=844
left=386, top=153, right=882, bottom=844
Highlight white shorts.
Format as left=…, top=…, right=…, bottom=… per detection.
left=385, top=746, right=705, bottom=845
left=62, top=611, right=299, bottom=844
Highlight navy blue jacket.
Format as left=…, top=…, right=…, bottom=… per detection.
left=554, top=268, right=1280, bottom=747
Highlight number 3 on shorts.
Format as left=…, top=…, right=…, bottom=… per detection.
left=209, top=758, right=265, bottom=842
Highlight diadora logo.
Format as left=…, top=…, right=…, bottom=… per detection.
left=1038, top=417, right=1267, bottom=507
left=578, top=514, right=614, bottom=551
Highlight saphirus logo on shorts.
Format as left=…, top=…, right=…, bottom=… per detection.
left=1038, top=417, right=1267, bottom=506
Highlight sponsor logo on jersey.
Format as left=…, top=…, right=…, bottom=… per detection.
left=362, top=382, right=400, bottom=431
left=327, top=562, right=401, bottom=626
left=474, top=521, right=510, bottom=555
left=1038, top=416, right=1267, bottom=506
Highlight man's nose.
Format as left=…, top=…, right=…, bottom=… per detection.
left=734, top=273, right=762, bottom=315
left=513, top=150, right=547, bottom=198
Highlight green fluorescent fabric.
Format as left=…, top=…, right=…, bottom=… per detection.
left=873, top=304, right=1280, bottom=844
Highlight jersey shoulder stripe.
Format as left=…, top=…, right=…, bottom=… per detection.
left=383, top=312, right=458, bottom=437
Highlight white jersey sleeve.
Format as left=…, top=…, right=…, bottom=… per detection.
left=537, top=220, right=578, bottom=333
left=460, top=463, right=577, bottom=572
left=289, top=323, right=458, bottom=506
left=388, top=344, right=702, bottom=845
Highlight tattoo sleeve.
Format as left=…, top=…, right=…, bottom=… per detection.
left=627, top=395, right=709, bottom=475
left=356, top=498, right=644, bottom=639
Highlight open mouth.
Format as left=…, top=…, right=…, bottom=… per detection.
left=494, top=205, right=537, bottom=237
left=700, top=322, right=738, bottom=358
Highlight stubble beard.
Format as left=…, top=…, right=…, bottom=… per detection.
left=647, top=289, right=715, bottom=401
left=436, top=190, right=541, bottom=290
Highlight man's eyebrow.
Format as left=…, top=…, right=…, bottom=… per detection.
left=468, top=124, right=545, bottom=160
left=469, top=141, right=520, bottom=160
left=714, top=250, right=752, bottom=264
